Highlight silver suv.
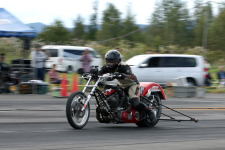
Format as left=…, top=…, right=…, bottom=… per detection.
left=126, top=54, right=206, bottom=87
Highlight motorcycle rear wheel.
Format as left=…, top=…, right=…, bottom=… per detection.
left=66, top=91, right=90, bottom=129
left=136, top=93, right=162, bottom=127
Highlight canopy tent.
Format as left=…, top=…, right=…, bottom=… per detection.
left=0, top=8, right=37, bottom=37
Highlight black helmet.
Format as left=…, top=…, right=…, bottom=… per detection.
left=105, top=50, right=122, bottom=68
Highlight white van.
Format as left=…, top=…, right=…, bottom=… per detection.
left=42, top=45, right=102, bottom=73
left=126, top=54, right=206, bottom=86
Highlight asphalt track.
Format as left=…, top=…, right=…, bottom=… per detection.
left=0, top=93, right=225, bottom=150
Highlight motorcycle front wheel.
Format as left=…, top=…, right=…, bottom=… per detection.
left=66, top=91, right=90, bottom=129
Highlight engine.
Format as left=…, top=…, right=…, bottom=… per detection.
left=96, top=89, right=140, bottom=123
left=106, top=93, right=120, bottom=110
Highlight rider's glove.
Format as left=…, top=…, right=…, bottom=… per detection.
left=82, top=73, right=89, bottom=80
left=114, top=72, right=125, bottom=79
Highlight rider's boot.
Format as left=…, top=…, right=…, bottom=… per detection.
left=130, top=98, right=157, bottom=123
left=145, top=107, right=157, bottom=123
left=139, top=103, right=157, bottom=123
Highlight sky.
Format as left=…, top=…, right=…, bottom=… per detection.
left=1, top=0, right=224, bottom=28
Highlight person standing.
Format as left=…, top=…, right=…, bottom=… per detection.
left=154, top=49, right=160, bottom=54
left=79, top=49, right=93, bottom=84
left=30, top=44, right=48, bottom=81
left=146, top=50, right=152, bottom=54
left=217, top=66, right=225, bottom=87
left=41, top=49, right=49, bottom=81
left=0, top=53, right=11, bottom=93
left=79, top=49, right=93, bottom=73
left=0, top=53, right=10, bottom=73
left=204, top=59, right=212, bottom=86
left=116, top=47, right=124, bottom=61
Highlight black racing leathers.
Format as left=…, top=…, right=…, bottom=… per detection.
left=99, top=62, right=139, bottom=88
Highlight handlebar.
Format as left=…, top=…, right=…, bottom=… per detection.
left=81, top=73, right=118, bottom=85
left=82, top=73, right=115, bottom=79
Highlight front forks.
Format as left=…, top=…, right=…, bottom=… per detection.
left=81, top=76, right=102, bottom=111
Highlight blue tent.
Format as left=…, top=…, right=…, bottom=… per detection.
left=0, top=8, right=37, bottom=37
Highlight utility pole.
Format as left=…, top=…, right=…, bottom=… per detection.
left=202, top=8, right=208, bottom=57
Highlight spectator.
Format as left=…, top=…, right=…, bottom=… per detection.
left=79, top=49, right=93, bottom=84
left=0, top=53, right=11, bottom=93
left=154, top=49, right=160, bottom=54
left=41, top=49, right=49, bottom=81
left=79, top=49, right=93, bottom=73
left=47, top=64, right=61, bottom=84
left=204, top=59, right=212, bottom=86
left=205, top=72, right=212, bottom=86
left=164, top=50, right=170, bottom=54
left=0, top=53, right=10, bottom=72
left=116, top=47, right=121, bottom=52
left=146, top=50, right=152, bottom=54
left=116, top=47, right=124, bottom=61
left=0, top=53, right=11, bottom=77
left=30, top=44, right=48, bottom=81
left=217, top=66, right=225, bottom=87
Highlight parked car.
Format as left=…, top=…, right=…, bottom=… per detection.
left=42, top=45, right=102, bottom=73
left=126, top=54, right=206, bottom=87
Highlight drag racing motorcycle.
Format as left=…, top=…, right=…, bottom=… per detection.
left=66, top=67, right=167, bottom=129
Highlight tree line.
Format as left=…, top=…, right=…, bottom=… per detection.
left=37, top=0, right=225, bottom=63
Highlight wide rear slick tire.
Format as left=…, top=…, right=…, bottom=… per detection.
left=136, top=93, right=162, bottom=127
left=66, top=91, right=90, bottom=129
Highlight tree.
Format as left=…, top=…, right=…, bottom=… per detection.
left=208, top=6, right=225, bottom=51
left=38, top=20, right=71, bottom=44
left=86, top=0, right=98, bottom=41
left=97, top=3, right=122, bottom=45
left=73, top=15, right=86, bottom=40
left=121, top=4, right=143, bottom=43
left=145, top=2, right=165, bottom=48
left=163, top=0, right=191, bottom=46
left=193, top=1, right=213, bottom=47
left=146, top=0, right=192, bottom=48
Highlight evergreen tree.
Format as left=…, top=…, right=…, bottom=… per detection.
left=86, top=0, right=98, bottom=41
left=208, top=6, right=225, bottom=51
left=121, top=4, right=143, bottom=43
left=193, top=1, right=213, bottom=47
left=38, top=19, right=71, bottom=44
left=146, top=0, right=192, bottom=48
left=145, top=2, right=165, bottom=48
left=97, top=3, right=122, bottom=45
left=73, top=15, right=85, bottom=40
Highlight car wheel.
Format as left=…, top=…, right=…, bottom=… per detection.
left=187, top=78, right=196, bottom=86
left=67, top=66, right=73, bottom=73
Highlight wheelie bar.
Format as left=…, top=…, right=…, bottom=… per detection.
left=140, top=95, right=199, bottom=123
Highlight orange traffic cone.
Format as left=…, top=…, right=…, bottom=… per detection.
left=70, top=74, right=79, bottom=95
left=60, top=73, right=68, bottom=98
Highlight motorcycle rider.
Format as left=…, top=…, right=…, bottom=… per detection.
left=99, top=50, right=157, bottom=123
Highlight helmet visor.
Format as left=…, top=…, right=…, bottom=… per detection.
left=105, top=59, right=117, bottom=68
left=106, top=59, right=115, bottom=63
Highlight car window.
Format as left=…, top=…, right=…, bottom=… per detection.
left=182, top=57, right=196, bottom=67
left=161, top=57, right=182, bottom=67
left=89, top=51, right=96, bottom=58
left=160, top=57, right=196, bottom=67
left=147, top=57, right=161, bottom=67
left=44, top=49, right=58, bottom=57
left=63, top=49, right=83, bottom=59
